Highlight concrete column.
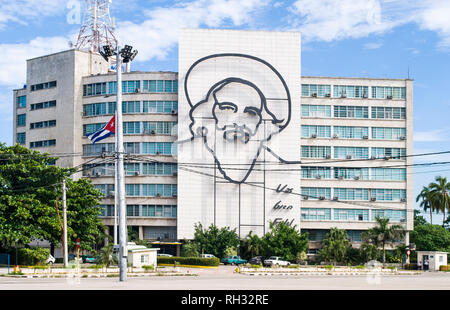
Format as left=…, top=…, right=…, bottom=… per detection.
left=139, top=226, right=144, bottom=240
left=176, top=244, right=181, bottom=257
left=105, top=226, right=110, bottom=245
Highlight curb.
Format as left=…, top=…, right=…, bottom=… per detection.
left=157, top=264, right=219, bottom=269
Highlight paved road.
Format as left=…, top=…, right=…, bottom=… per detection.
left=0, top=266, right=449, bottom=290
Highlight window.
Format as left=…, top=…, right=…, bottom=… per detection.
left=143, top=122, right=177, bottom=135
left=301, top=146, right=331, bottom=158
left=122, top=81, right=140, bottom=93
left=82, top=163, right=115, bottom=176
left=334, top=147, right=369, bottom=159
left=301, top=125, right=331, bottom=138
left=17, top=114, right=26, bottom=127
left=99, top=205, right=115, bottom=217
left=123, top=122, right=141, bottom=134
left=372, top=209, right=406, bottom=222
left=122, top=101, right=140, bottom=113
left=333, top=85, right=368, bottom=98
left=124, top=142, right=140, bottom=154
left=142, top=80, right=178, bottom=93
left=94, top=184, right=115, bottom=196
left=142, top=205, right=177, bottom=218
left=141, top=184, right=177, bottom=197
left=372, top=147, right=406, bottom=159
left=143, top=101, right=178, bottom=114
left=333, top=126, right=368, bottom=139
left=30, top=120, right=56, bottom=130
left=301, top=84, right=331, bottom=97
left=125, top=163, right=140, bottom=176
left=371, top=107, right=406, bottom=119
left=301, top=166, right=331, bottom=179
left=127, top=205, right=140, bottom=217
left=334, top=106, right=369, bottom=118
left=31, top=81, right=57, bottom=92
left=371, top=168, right=406, bottom=181
left=83, top=103, right=107, bottom=116
left=372, top=127, right=406, bottom=140
left=141, top=255, right=149, bottom=264
left=301, top=105, right=331, bottom=117
left=83, top=123, right=106, bottom=136
left=334, top=167, right=369, bottom=180
left=142, top=142, right=174, bottom=155
left=31, top=100, right=56, bottom=111
left=371, top=189, right=406, bottom=201
left=142, top=163, right=177, bottom=175
left=30, top=139, right=56, bottom=148
left=334, top=188, right=369, bottom=201
left=83, top=143, right=115, bottom=156
left=347, top=230, right=363, bottom=242
left=83, top=82, right=106, bottom=96
left=334, top=209, right=369, bottom=221
left=371, top=86, right=406, bottom=99
left=126, top=184, right=140, bottom=196
left=301, top=208, right=331, bottom=220
left=16, top=132, right=26, bottom=145
left=16, top=96, right=26, bottom=108
left=301, top=187, right=331, bottom=200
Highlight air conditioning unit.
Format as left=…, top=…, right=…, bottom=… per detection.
left=338, top=175, right=344, bottom=180
left=315, top=175, right=322, bottom=179
left=311, top=133, right=317, bottom=138
left=333, top=196, right=339, bottom=201
left=325, top=155, right=331, bottom=159
left=362, top=93, right=368, bottom=98
left=363, top=135, right=369, bottom=139
left=370, top=197, right=377, bottom=202
left=156, top=151, right=160, bottom=155
left=340, top=93, right=347, bottom=98
left=135, top=88, right=140, bottom=93
left=156, top=193, right=161, bottom=198
left=303, top=196, right=309, bottom=200
left=172, top=193, right=177, bottom=197
left=319, top=196, right=325, bottom=200
left=400, top=198, right=407, bottom=202
left=95, top=172, right=100, bottom=177
left=384, top=156, right=390, bottom=160
left=150, top=130, right=156, bottom=135
left=346, top=155, right=352, bottom=159
left=333, top=134, right=339, bottom=139
left=354, top=176, right=360, bottom=180
left=134, top=172, right=140, bottom=176
left=311, top=93, right=318, bottom=97
left=371, top=156, right=377, bottom=160
left=399, top=136, right=406, bottom=140
left=387, top=95, right=393, bottom=99
left=325, top=93, right=331, bottom=97
left=400, top=218, right=406, bottom=222
left=171, top=110, right=177, bottom=115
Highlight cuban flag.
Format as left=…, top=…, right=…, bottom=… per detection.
left=87, top=115, right=115, bottom=144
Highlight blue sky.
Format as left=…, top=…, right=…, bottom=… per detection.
left=0, top=0, right=449, bottom=223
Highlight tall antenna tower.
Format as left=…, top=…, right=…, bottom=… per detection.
left=75, top=0, right=117, bottom=53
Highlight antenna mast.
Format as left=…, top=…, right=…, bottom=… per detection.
left=75, top=0, right=117, bottom=53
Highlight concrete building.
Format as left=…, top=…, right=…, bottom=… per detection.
left=12, top=29, right=413, bottom=255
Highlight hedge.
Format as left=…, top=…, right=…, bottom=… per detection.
left=157, top=257, right=220, bottom=267
left=404, top=263, right=418, bottom=270
left=439, top=265, right=449, bottom=271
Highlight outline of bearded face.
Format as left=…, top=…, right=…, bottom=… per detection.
left=185, top=54, right=292, bottom=184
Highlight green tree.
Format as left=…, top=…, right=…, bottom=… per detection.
left=317, top=228, right=350, bottom=265
left=240, top=231, right=263, bottom=260
left=193, top=223, right=239, bottom=259
left=181, top=240, right=200, bottom=257
left=428, top=176, right=450, bottom=226
left=360, top=243, right=378, bottom=262
left=0, top=144, right=105, bottom=253
left=97, top=240, right=118, bottom=267
left=410, top=223, right=450, bottom=252
left=260, top=221, right=309, bottom=262
left=414, top=210, right=428, bottom=227
left=416, top=186, right=436, bottom=225
left=362, top=217, right=406, bottom=266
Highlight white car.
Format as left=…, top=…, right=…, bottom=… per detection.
left=263, top=256, right=290, bottom=267
left=46, top=254, right=56, bottom=265
left=201, top=254, right=215, bottom=258
left=157, top=253, right=173, bottom=257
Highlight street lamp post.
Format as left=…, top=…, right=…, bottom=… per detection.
left=100, top=43, right=138, bottom=282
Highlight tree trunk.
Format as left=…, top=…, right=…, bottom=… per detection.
left=443, top=208, right=446, bottom=226
left=382, top=243, right=386, bottom=267
left=430, top=208, right=433, bottom=225
left=50, top=243, right=55, bottom=257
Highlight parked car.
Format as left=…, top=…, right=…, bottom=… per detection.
left=201, top=254, right=216, bottom=258
left=263, top=256, right=290, bottom=267
left=81, top=254, right=97, bottom=264
left=249, top=256, right=263, bottom=265
left=46, top=254, right=55, bottom=265
left=221, top=256, right=247, bottom=265
left=157, top=253, right=173, bottom=257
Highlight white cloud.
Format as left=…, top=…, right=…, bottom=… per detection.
left=414, top=129, right=448, bottom=143
left=416, top=0, right=450, bottom=49
left=364, top=42, right=383, bottom=49
left=0, top=0, right=64, bottom=30
left=117, top=0, right=271, bottom=61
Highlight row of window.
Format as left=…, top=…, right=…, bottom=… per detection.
left=303, top=229, right=364, bottom=243
left=83, top=101, right=178, bottom=116
left=302, top=105, right=406, bottom=120
left=94, top=183, right=177, bottom=197
left=301, top=187, right=406, bottom=201
left=83, top=121, right=177, bottom=136
left=83, top=142, right=176, bottom=156
left=83, top=162, right=177, bottom=177
left=100, top=204, right=177, bottom=218
left=30, top=81, right=57, bottom=92
left=31, top=100, right=56, bottom=111
left=30, top=139, right=56, bottom=148
left=302, top=84, right=406, bottom=99
left=301, top=125, right=406, bottom=140
left=301, top=146, right=406, bottom=159
left=301, top=208, right=406, bottom=222
left=30, top=120, right=56, bottom=130
left=301, top=167, right=406, bottom=181
left=83, top=80, right=178, bottom=96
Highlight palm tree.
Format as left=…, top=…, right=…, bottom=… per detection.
left=416, top=186, right=435, bottom=224
left=362, top=217, right=406, bottom=266
left=242, top=231, right=262, bottom=259
left=428, top=176, right=450, bottom=226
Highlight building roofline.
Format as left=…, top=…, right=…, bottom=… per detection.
left=302, top=76, right=414, bottom=81
left=26, top=48, right=101, bottom=62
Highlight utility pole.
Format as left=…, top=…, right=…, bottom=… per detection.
left=116, top=43, right=127, bottom=282
left=114, top=169, right=118, bottom=245
left=63, top=179, right=68, bottom=268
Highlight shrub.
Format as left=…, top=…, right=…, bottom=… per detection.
left=157, top=257, right=220, bottom=267
left=88, top=264, right=104, bottom=269
left=250, top=264, right=262, bottom=269
left=55, top=258, right=63, bottom=264
left=439, top=265, right=448, bottom=271
left=404, top=263, right=418, bottom=270
left=19, top=248, right=50, bottom=265
left=288, top=264, right=299, bottom=269
left=353, top=265, right=365, bottom=269
left=142, top=265, right=154, bottom=271
left=33, top=265, right=49, bottom=270
left=323, top=265, right=333, bottom=271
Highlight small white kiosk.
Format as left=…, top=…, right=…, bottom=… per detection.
left=127, top=242, right=159, bottom=268
left=417, top=251, right=448, bottom=271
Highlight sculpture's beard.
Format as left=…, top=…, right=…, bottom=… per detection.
left=203, top=126, right=261, bottom=183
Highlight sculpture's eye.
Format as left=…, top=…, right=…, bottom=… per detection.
left=218, top=101, right=238, bottom=112
left=244, top=106, right=259, bottom=116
